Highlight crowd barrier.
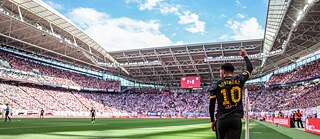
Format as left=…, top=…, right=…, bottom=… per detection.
left=273, top=118, right=291, bottom=128
left=264, top=117, right=291, bottom=128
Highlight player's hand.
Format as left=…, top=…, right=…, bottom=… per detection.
left=211, top=122, right=216, bottom=132
left=239, top=49, right=248, bottom=57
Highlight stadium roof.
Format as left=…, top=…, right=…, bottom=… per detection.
left=262, top=0, right=320, bottom=73
left=108, top=40, right=263, bottom=85
left=0, top=0, right=128, bottom=74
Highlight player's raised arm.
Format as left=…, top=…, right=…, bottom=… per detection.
left=239, top=49, right=253, bottom=81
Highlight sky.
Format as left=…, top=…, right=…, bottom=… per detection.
left=43, top=0, right=268, bottom=51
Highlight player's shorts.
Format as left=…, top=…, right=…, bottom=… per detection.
left=40, top=114, right=44, bottom=116
left=215, top=116, right=242, bottom=139
left=91, top=114, right=95, bottom=117
left=5, top=112, right=9, bottom=116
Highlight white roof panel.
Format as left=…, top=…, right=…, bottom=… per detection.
left=263, top=0, right=289, bottom=53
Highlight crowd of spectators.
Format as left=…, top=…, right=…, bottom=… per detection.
left=0, top=83, right=41, bottom=110
left=249, top=83, right=320, bottom=112
left=103, top=92, right=208, bottom=114
left=268, top=59, right=320, bottom=84
left=0, top=49, right=119, bottom=90
left=0, top=82, right=319, bottom=115
left=0, top=82, right=209, bottom=114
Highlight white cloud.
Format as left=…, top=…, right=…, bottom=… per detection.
left=177, top=11, right=206, bottom=33
left=178, top=11, right=198, bottom=24
left=68, top=8, right=109, bottom=28
left=139, top=0, right=163, bottom=10
left=186, top=21, right=205, bottom=33
left=159, top=4, right=181, bottom=15
left=68, top=8, right=175, bottom=51
left=236, top=13, right=246, bottom=19
left=235, top=0, right=246, bottom=9
left=127, top=0, right=206, bottom=33
left=44, top=0, right=63, bottom=10
left=223, top=17, right=264, bottom=40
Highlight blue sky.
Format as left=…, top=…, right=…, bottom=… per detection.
left=44, top=0, right=268, bottom=51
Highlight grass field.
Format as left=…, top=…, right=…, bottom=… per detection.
left=0, top=118, right=319, bottom=139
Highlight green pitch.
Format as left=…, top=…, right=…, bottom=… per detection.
left=0, top=118, right=319, bottom=139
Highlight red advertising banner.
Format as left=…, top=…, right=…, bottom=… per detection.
left=180, top=76, right=201, bottom=88
left=266, top=117, right=274, bottom=123
left=305, top=118, right=320, bottom=135
left=160, top=116, right=172, bottom=118
left=273, top=118, right=291, bottom=128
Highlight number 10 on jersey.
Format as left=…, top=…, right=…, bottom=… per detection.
left=220, top=86, right=241, bottom=106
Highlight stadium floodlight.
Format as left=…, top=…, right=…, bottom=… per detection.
left=304, top=4, right=309, bottom=11
left=296, top=15, right=302, bottom=21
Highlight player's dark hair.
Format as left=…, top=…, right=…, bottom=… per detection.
left=221, top=63, right=234, bottom=73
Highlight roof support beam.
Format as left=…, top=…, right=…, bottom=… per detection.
left=186, top=46, right=199, bottom=76
left=170, top=48, right=186, bottom=76
left=281, top=53, right=295, bottom=62
left=289, top=42, right=315, bottom=53
left=203, top=45, right=214, bottom=81
left=154, top=49, right=175, bottom=81
left=139, top=50, right=161, bottom=82
left=123, top=52, right=146, bottom=81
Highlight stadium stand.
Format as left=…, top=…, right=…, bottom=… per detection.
left=0, top=48, right=119, bottom=91
left=249, top=83, right=320, bottom=112
left=0, top=82, right=209, bottom=116
left=268, top=59, right=320, bottom=85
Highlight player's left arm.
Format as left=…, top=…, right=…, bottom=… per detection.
left=209, top=84, right=218, bottom=132
left=209, top=96, right=216, bottom=132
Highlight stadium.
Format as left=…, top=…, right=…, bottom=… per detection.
left=0, top=0, right=319, bottom=139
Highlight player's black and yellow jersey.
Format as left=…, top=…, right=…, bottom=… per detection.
left=209, top=56, right=252, bottom=122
